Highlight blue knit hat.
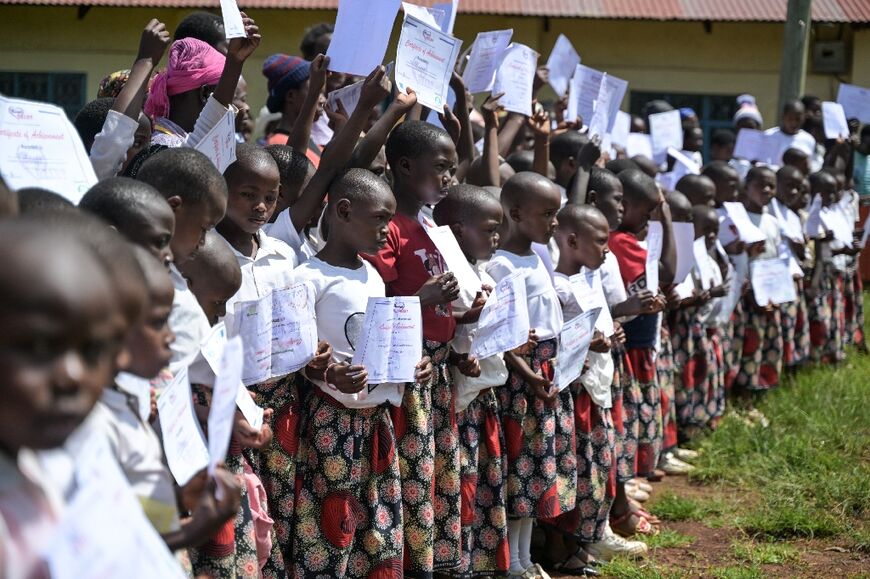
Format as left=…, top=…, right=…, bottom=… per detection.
left=262, top=53, right=311, bottom=113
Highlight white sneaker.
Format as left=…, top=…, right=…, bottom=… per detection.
left=627, top=478, right=653, bottom=493
left=531, top=563, right=552, bottom=579
left=747, top=408, right=770, bottom=428
left=659, top=452, right=694, bottom=475
left=626, top=486, right=650, bottom=502
left=585, top=526, right=649, bottom=562
left=673, top=448, right=699, bottom=462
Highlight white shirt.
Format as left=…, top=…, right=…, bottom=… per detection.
left=263, top=207, right=304, bottom=254
left=747, top=209, right=782, bottom=261
left=451, top=263, right=508, bottom=412
left=486, top=250, right=563, bottom=341
left=295, top=257, right=404, bottom=408
left=89, top=109, right=137, bottom=180
left=600, top=251, right=628, bottom=309
left=151, top=96, right=236, bottom=149
left=222, top=230, right=298, bottom=320
left=168, top=263, right=211, bottom=373
left=763, top=127, right=816, bottom=166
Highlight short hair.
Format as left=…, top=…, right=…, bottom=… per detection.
left=783, top=99, right=804, bottom=114
left=783, top=147, right=809, bottom=165
left=300, top=22, right=334, bottom=60
left=631, top=155, right=659, bottom=178
left=137, top=147, right=227, bottom=204
left=501, top=172, right=556, bottom=208
left=618, top=168, right=658, bottom=204
left=605, top=158, right=639, bottom=175
left=711, top=129, right=736, bottom=147
left=745, top=165, right=775, bottom=186
left=666, top=190, right=692, bottom=219
left=174, top=12, right=225, bottom=50
left=675, top=174, right=715, bottom=203
left=17, top=188, right=75, bottom=214
left=131, top=244, right=172, bottom=298
left=801, top=95, right=821, bottom=109
left=122, top=144, right=168, bottom=179
left=73, top=97, right=114, bottom=152
left=550, top=131, right=587, bottom=166
left=385, top=120, right=451, bottom=170
left=691, top=204, right=718, bottom=226
left=433, top=184, right=500, bottom=227
left=776, top=165, right=804, bottom=183
left=809, top=169, right=837, bottom=191
left=587, top=167, right=621, bottom=196
left=79, top=177, right=170, bottom=231
left=265, top=144, right=313, bottom=192
left=701, top=160, right=738, bottom=184
left=327, top=168, right=393, bottom=208
left=505, top=150, right=535, bottom=174
left=179, top=230, right=241, bottom=294
left=556, top=203, right=607, bottom=234
left=225, top=143, right=279, bottom=182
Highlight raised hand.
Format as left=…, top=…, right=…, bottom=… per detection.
left=226, top=14, right=261, bottom=63
left=138, top=18, right=171, bottom=65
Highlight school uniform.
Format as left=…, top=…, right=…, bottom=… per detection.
left=451, top=264, right=510, bottom=577
left=89, top=109, right=138, bottom=180
left=735, top=209, right=784, bottom=390
left=607, top=231, right=663, bottom=478
left=291, top=257, right=404, bottom=579
left=363, top=212, right=462, bottom=574
left=656, top=320, right=678, bottom=453
left=151, top=96, right=236, bottom=149
left=762, top=127, right=816, bottom=168
left=549, top=271, right=615, bottom=544
left=486, top=250, right=575, bottom=521
left=168, top=263, right=212, bottom=373
left=220, top=229, right=299, bottom=576
left=838, top=191, right=864, bottom=349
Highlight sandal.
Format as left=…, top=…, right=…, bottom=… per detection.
left=610, top=509, right=660, bottom=537
left=550, top=549, right=600, bottom=577
left=628, top=500, right=661, bottom=525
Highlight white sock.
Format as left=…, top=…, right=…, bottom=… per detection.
left=519, top=517, right=534, bottom=569
left=508, top=519, right=523, bottom=572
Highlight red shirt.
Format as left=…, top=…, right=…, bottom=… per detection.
left=608, top=231, right=658, bottom=349
left=363, top=212, right=456, bottom=343
left=264, top=132, right=322, bottom=168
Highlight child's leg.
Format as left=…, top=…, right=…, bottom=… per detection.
left=810, top=274, right=833, bottom=362
left=793, top=279, right=811, bottom=366
left=626, top=347, right=662, bottom=478
left=780, top=297, right=798, bottom=369
left=657, top=324, right=678, bottom=453
left=574, top=389, right=616, bottom=545
left=706, top=328, right=726, bottom=428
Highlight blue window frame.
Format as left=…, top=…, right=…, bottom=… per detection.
left=0, top=71, right=87, bottom=119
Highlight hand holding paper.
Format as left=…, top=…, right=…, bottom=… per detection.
left=395, top=15, right=463, bottom=111
left=492, top=43, right=539, bottom=117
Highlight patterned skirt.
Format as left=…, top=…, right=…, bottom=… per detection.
left=292, top=389, right=403, bottom=579
left=657, top=324, right=678, bottom=451
left=610, top=348, right=639, bottom=484
left=792, top=279, right=811, bottom=366
left=390, top=340, right=461, bottom=576
left=723, top=299, right=745, bottom=391
left=780, top=294, right=799, bottom=368
left=706, top=328, right=726, bottom=423
left=625, top=348, right=662, bottom=477
left=843, top=268, right=865, bottom=348
left=734, top=298, right=783, bottom=391
left=456, top=388, right=510, bottom=577
left=671, top=308, right=716, bottom=430
left=499, top=338, right=576, bottom=520
left=809, top=269, right=844, bottom=363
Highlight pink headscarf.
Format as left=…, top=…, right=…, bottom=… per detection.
left=144, top=38, right=225, bottom=119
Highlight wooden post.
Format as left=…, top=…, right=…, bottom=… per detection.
left=778, top=0, right=813, bottom=116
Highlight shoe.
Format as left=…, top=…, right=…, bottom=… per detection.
left=673, top=448, right=699, bottom=462
left=626, top=486, right=650, bottom=502
left=659, top=452, right=694, bottom=475
left=746, top=408, right=770, bottom=428
left=532, top=563, right=552, bottom=579
left=585, top=526, right=649, bottom=562
left=627, top=478, right=653, bottom=493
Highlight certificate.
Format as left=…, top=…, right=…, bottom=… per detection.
left=462, top=29, right=513, bottom=94
left=587, top=72, right=613, bottom=139
left=750, top=257, right=797, bottom=306
left=395, top=14, right=462, bottom=111
left=207, top=335, right=244, bottom=475
left=431, top=0, right=458, bottom=34
left=649, top=110, right=682, bottom=164
left=327, top=77, right=364, bottom=116
left=402, top=1, right=444, bottom=28
left=219, top=0, right=246, bottom=39
left=672, top=221, right=697, bottom=285
left=327, top=0, right=402, bottom=76
left=0, top=95, right=97, bottom=204
left=626, top=133, right=653, bottom=159
left=554, top=307, right=600, bottom=391
left=231, top=297, right=273, bottom=385
left=271, top=282, right=319, bottom=376
left=822, top=101, right=850, bottom=140
left=645, top=221, right=663, bottom=293
left=610, top=111, right=631, bottom=148
left=157, top=366, right=210, bottom=486
left=568, top=268, right=614, bottom=335
left=471, top=270, right=530, bottom=360
left=425, top=225, right=483, bottom=294
left=492, top=43, right=539, bottom=117
left=567, top=63, right=602, bottom=127
left=545, top=34, right=581, bottom=97
left=733, top=128, right=766, bottom=161
left=836, top=82, right=870, bottom=124
left=194, top=108, right=237, bottom=173
left=693, top=237, right=715, bottom=290
left=352, top=296, right=423, bottom=383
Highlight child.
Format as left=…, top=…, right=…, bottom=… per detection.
left=763, top=100, right=816, bottom=168
left=262, top=144, right=315, bottom=253
left=363, top=120, right=464, bottom=575
left=433, top=184, right=511, bottom=578
left=180, top=230, right=243, bottom=325
left=608, top=169, right=676, bottom=481
left=79, top=176, right=176, bottom=267
left=486, top=171, right=572, bottom=578
left=550, top=204, right=619, bottom=573
left=675, top=174, right=716, bottom=207
left=144, top=16, right=259, bottom=148
left=0, top=223, right=119, bottom=577
left=735, top=166, right=784, bottom=396
left=293, top=169, right=432, bottom=578
left=136, top=147, right=228, bottom=368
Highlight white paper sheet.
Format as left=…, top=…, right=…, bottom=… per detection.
left=555, top=307, right=599, bottom=391
left=235, top=383, right=264, bottom=430
left=402, top=2, right=444, bottom=28
left=194, top=108, right=237, bottom=173
left=649, top=110, right=682, bottom=164
left=157, top=366, right=210, bottom=486
left=822, top=101, right=850, bottom=140
left=208, top=335, right=243, bottom=474
left=626, top=132, right=653, bottom=159
left=770, top=198, right=804, bottom=243
left=0, top=95, right=97, bottom=203
left=668, top=147, right=701, bottom=178
left=492, top=43, right=538, bottom=117
left=568, top=268, right=614, bottom=335
left=821, top=205, right=854, bottom=246
left=733, top=128, right=766, bottom=161
left=470, top=270, right=530, bottom=360
left=395, top=14, right=463, bottom=111
left=722, top=202, right=767, bottom=244
left=693, top=237, right=715, bottom=290
left=352, top=297, right=423, bottom=383
left=462, top=29, right=513, bottom=93
left=601, top=74, right=628, bottom=133
left=327, top=0, right=402, bottom=76
left=566, top=63, right=601, bottom=127
left=645, top=221, right=663, bottom=293
left=115, top=372, right=153, bottom=424
left=431, top=0, right=458, bottom=34
left=546, top=34, right=581, bottom=97
left=271, top=282, right=319, bottom=375
left=836, top=82, right=870, bottom=124
left=327, top=77, right=364, bottom=117
left=610, top=110, right=631, bottom=148
left=587, top=72, right=612, bottom=139
left=804, top=194, right=824, bottom=238
left=425, top=225, right=483, bottom=293
left=44, top=450, right=185, bottom=579
left=672, top=221, right=697, bottom=284
left=232, top=297, right=273, bottom=385
left=750, top=257, right=797, bottom=306
left=219, top=0, right=246, bottom=38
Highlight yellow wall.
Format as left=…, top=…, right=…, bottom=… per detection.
left=0, top=5, right=864, bottom=125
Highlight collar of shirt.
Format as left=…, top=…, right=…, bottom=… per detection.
left=219, top=229, right=295, bottom=264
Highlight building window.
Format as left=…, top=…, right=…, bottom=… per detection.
left=0, top=72, right=87, bottom=119
left=629, top=91, right=737, bottom=162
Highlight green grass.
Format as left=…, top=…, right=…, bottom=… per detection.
left=649, top=492, right=725, bottom=522
left=710, top=566, right=765, bottom=579
left=730, top=540, right=799, bottom=565
left=644, top=529, right=694, bottom=549
left=599, top=557, right=683, bottom=579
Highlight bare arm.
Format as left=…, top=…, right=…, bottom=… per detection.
left=212, top=14, right=260, bottom=108
left=498, top=113, right=526, bottom=158
left=528, top=108, right=551, bottom=177
left=349, top=88, right=418, bottom=170
left=287, top=54, right=328, bottom=152
left=566, top=137, right=601, bottom=206
left=113, top=19, right=170, bottom=119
